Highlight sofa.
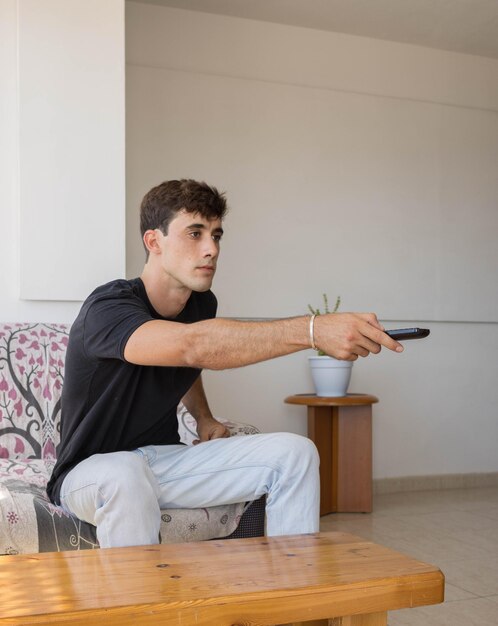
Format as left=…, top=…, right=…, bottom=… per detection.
left=0, top=322, right=264, bottom=555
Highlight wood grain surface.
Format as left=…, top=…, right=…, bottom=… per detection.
left=0, top=532, right=444, bottom=625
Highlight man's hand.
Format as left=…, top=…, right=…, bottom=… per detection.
left=314, top=312, right=404, bottom=360
left=180, top=376, right=230, bottom=444
left=193, top=417, right=230, bottom=445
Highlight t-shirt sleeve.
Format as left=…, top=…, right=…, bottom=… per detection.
left=82, top=287, right=153, bottom=361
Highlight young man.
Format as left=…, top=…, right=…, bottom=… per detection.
left=47, top=179, right=403, bottom=548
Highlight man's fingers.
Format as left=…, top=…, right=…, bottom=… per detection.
left=354, top=317, right=403, bottom=354
left=363, top=324, right=403, bottom=353
left=357, top=312, right=385, bottom=331
left=211, top=426, right=230, bottom=440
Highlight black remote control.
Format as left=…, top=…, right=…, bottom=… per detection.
left=385, top=328, right=430, bottom=340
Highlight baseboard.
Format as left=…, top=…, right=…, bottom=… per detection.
left=373, top=472, right=498, bottom=495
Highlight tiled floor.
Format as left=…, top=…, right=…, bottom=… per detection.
left=319, top=486, right=498, bottom=625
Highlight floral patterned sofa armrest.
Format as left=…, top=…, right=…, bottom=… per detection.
left=177, top=403, right=260, bottom=445
left=0, top=323, right=70, bottom=461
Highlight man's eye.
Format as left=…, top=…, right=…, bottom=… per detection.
left=189, top=231, right=201, bottom=239
left=213, top=234, right=222, bottom=242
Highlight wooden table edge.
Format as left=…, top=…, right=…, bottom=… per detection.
left=285, top=393, right=379, bottom=406
left=0, top=569, right=445, bottom=626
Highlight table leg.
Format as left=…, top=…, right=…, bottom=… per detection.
left=307, top=404, right=372, bottom=514
left=284, top=612, right=387, bottom=626
left=282, top=621, right=329, bottom=626
left=308, top=406, right=334, bottom=515
left=283, top=621, right=329, bottom=626
left=334, top=405, right=372, bottom=513
left=329, top=612, right=388, bottom=625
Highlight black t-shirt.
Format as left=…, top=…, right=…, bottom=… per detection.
left=47, top=277, right=217, bottom=505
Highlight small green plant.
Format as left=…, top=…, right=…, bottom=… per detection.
left=307, top=294, right=341, bottom=356
left=308, top=293, right=341, bottom=317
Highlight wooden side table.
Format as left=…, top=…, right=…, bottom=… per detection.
left=285, top=393, right=378, bottom=515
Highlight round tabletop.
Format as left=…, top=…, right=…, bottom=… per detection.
left=284, top=393, right=378, bottom=407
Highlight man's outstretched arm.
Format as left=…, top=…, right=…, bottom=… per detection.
left=124, top=312, right=403, bottom=370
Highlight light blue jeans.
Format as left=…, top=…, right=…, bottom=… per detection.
left=60, top=432, right=320, bottom=548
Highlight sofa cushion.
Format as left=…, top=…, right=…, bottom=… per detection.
left=0, top=323, right=69, bottom=460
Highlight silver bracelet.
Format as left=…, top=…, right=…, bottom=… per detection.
left=309, top=313, right=317, bottom=350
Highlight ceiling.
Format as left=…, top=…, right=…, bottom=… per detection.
left=130, top=0, right=498, bottom=59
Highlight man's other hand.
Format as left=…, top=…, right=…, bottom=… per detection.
left=193, top=417, right=231, bottom=445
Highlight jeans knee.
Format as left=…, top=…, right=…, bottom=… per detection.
left=291, top=434, right=319, bottom=469
left=270, top=432, right=319, bottom=472
left=96, top=452, right=158, bottom=501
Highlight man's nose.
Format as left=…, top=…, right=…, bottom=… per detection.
left=203, top=236, right=219, bottom=258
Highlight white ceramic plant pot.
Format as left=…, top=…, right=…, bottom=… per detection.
left=308, top=355, right=353, bottom=397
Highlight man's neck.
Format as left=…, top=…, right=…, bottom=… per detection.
left=140, top=265, right=192, bottom=319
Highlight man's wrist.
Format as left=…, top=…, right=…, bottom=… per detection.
left=309, top=314, right=317, bottom=350
left=194, top=412, right=217, bottom=423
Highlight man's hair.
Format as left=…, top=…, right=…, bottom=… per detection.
left=140, top=179, right=228, bottom=243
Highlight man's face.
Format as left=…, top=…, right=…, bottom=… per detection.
left=153, top=210, right=223, bottom=292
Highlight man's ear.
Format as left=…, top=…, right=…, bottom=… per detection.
left=143, top=229, right=163, bottom=257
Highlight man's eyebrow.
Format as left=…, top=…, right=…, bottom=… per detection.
left=187, top=223, right=224, bottom=234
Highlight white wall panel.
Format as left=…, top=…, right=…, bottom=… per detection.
left=19, top=0, right=125, bottom=301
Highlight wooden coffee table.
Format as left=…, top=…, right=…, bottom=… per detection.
left=0, top=531, right=444, bottom=625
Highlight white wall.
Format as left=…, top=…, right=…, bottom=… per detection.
left=126, top=2, right=498, bottom=480
left=0, top=0, right=125, bottom=321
